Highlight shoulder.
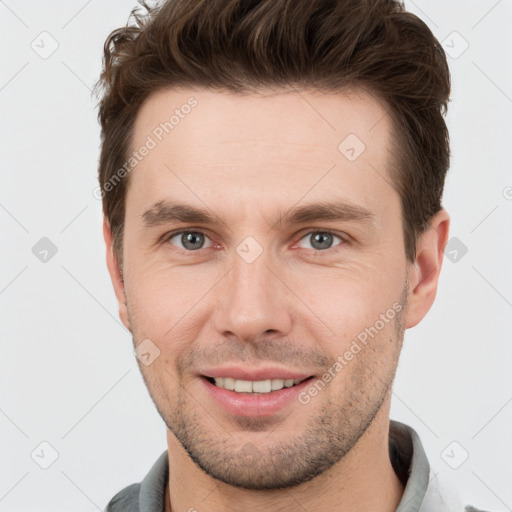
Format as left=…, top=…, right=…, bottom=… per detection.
left=420, top=457, right=495, bottom=512
left=104, top=482, right=141, bottom=512
left=390, top=421, right=494, bottom=512
left=104, top=450, right=168, bottom=512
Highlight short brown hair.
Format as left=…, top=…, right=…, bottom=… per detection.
left=95, top=0, right=450, bottom=265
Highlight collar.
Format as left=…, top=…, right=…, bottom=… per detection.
left=389, top=420, right=430, bottom=511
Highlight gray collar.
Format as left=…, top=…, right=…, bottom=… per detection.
left=390, top=420, right=431, bottom=511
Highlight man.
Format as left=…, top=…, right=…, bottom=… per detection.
left=95, top=1, right=487, bottom=510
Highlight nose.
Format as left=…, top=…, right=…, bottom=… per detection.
left=213, top=248, right=293, bottom=344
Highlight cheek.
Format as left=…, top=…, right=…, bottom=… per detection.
left=124, top=260, right=217, bottom=341
left=290, top=257, right=405, bottom=336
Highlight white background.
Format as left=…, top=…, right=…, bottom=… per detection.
left=1, top=1, right=511, bottom=510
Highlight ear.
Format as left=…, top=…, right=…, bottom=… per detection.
left=404, top=208, right=450, bottom=329
left=103, top=218, right=131, bottom=331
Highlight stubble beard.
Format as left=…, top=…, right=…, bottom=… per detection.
left=130, top=287, right=407, bottom=490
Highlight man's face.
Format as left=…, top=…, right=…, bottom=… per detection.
left=111, top=87, right=416, bottom=489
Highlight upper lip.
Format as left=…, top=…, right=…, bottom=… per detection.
left=200, top=367, right=314, bottom=382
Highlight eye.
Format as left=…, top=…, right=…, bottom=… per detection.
left=297, top=230, right=345, bottom=251
left=168, top=231, right=213, bottom=251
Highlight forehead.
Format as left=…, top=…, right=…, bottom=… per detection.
left=133, top=86, right=391, bottom=156
left=127, top=86, right=397, bottom=220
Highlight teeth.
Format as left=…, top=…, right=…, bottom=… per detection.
left=212, top=377, right=303, bottom=393
left=223, top=377, right=235, bottom=391
left=234, top=379, right=252, bottom=393
left=252, top=380, right=272, bottom=393
left=271, top=378, right=285, bottom=390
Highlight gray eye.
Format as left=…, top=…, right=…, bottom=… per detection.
left=298, top=232, right=343, bottom=251
left=169, top=232, right=212, bottom=251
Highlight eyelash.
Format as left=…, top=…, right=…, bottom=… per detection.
left=162, top=228, right=349, bottom=255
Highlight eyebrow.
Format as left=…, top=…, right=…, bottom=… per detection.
left=276, top=200, right=375, bottom=230
left=142, top=201, right=226, bottom=227
left=141, top=199, right=375, bottom=230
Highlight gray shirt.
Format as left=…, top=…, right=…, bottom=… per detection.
left=105, top=420, right=488, bottom=512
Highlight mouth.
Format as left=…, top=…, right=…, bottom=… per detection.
left=202, top=375, right=312, bottom=394
left=199, top=373, right=316, bottom=417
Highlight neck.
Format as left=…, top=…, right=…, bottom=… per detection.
left=165, top=400, right=404, bottom=512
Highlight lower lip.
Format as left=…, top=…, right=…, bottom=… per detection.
left=200, top=376, right=315, bottom=417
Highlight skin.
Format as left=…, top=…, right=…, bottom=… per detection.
left=104, top=87, right=450, bottom=512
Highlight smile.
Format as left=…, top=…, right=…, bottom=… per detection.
left=200, top=374, right=316, bottom=417
left=206, top=376, right=307, bottom=394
